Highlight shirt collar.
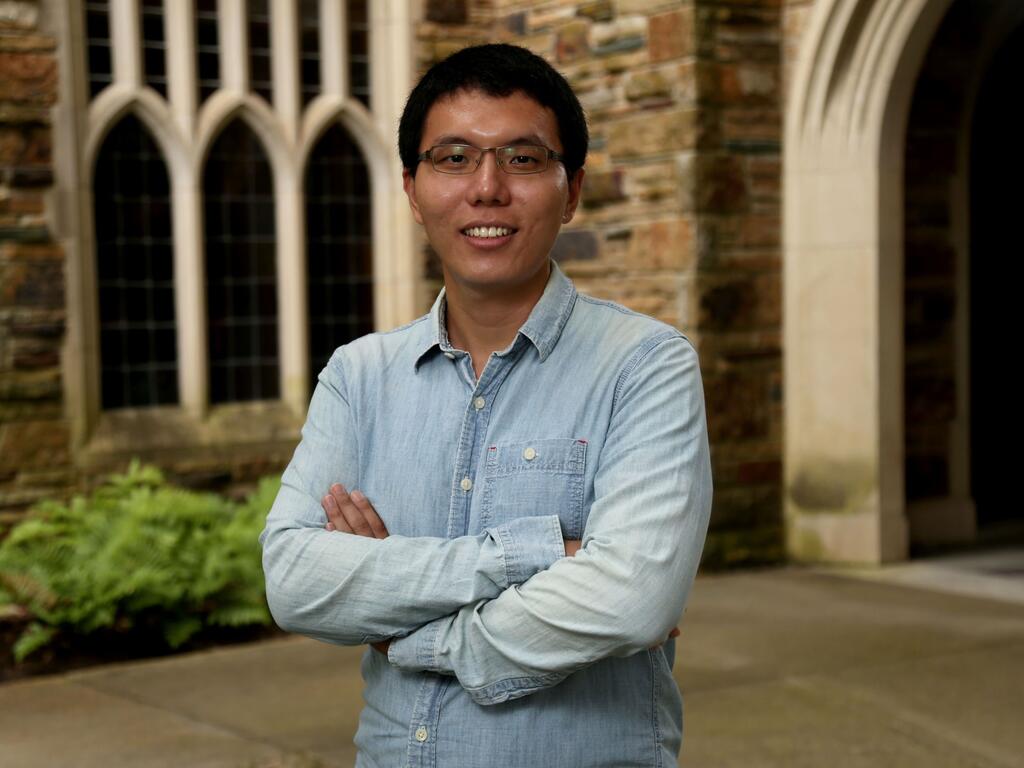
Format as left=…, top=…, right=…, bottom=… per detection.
left=413, top=260, right=577, bottom=371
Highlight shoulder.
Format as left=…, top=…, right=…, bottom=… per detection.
left=322, top=314, right=432, bottom=381
left=569, top=291, right=693, bottom=356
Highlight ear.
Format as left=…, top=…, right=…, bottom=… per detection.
left=562, top=167, right=586, bottom=224
left=402, top=168, right=424, bottom=225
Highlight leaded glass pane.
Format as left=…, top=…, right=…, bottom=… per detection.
left=305, top=124, right=373, bottom=391
left=300, top=0, right=320, bottom=108
left=204, top=120, right=279, bottom=403
left=140, top=0, right=167, bottom=97
left=196, top=0, right=220, bottom=104
left=86, top=0, right=113, bottom=99
left=94, top=115, right=179, bottom=409
left=248, top=0, right=272, bottom=103
left=348, top=0, right=369, bottom=107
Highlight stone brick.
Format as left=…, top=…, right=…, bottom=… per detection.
left=696, top=154, right=748, bottom=213
left=607, top=108, right=696, bottom=157
left=0, top=1, right=38, bottom=29
left=551, top=229, right=600, bottom=261
left=425, top=0, right=468, bottom=25
left=0, top=33, right=54, bottom=52
left=576, top=1, right=613, bottom=22
left=556, top=19, right=590, bottom=63
left=0, top=367, right=61, bottom=401
left=615, top=0, right=680, bottom=15
left=649, top=7, right=693, bottom=63
left=703, top=368, right=773, bottom=442
left=591, top=16, right=647, bottom=56
left=624, top=69, right=672, bottom=101
left=530, top=6, right=576, bottom=32
left=0, top=241, right=61, bottom=261
left=581, top=168, right=626, bottom=207
left=698, top=273, right=780, bottom=331
left=0, top=419, right=68, bottom=472
left=0, top=260, right=63, bottom=308
left=626, top=217, right=694, bottom=270
left=0, top=52, right=57, bottom=104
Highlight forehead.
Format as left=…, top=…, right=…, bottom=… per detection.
left=420, top=89, right=561, bottom=150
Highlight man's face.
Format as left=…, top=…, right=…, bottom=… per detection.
left=403, top=89, right=584, bottom=297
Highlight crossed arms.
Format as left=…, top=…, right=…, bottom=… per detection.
left=260, top=333, right=712, bottom=705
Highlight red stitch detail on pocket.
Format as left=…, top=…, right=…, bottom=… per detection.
left=489, top=446, right=497, bottom=451
left=577, top=439, right=588, bottom=444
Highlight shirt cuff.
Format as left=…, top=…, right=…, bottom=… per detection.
left=388, top=616, right=445, bottom=672
left=491, top=514, right=565, bottom=587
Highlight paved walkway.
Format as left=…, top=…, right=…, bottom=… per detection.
left=2, top=550, right=1023, bottom=767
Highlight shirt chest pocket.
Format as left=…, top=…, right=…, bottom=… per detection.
left=481, top=438, right=588, bottom=539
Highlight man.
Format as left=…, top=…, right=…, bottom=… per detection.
left=261, top=44, right=712, bottom=767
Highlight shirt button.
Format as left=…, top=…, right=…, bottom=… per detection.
left=523, top=447, right=537, bottom=461
left=460, top=477, right=473, bottom=491
left=444, top=352, right=455, bottom=360
left=473, top=396, right=485, bottom=410
left=415, top=726, right=428, bottom=742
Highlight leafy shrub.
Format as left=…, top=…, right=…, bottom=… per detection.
left=0, top=461, right=280, bottom=662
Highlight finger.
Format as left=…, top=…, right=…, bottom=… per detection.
left=325, top=521, right=335, bottom=531
left=323, top=491, right=353, bottom=533
left=331, top=484, right=374, bottom=537
left=350, top=490, right=389, bottom=539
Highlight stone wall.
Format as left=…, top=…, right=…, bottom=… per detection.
left=0, top=0, right=70, bottom=525
left=693, top=0, right=783, bottom=565
left=418, top=0, right=785, bottom=566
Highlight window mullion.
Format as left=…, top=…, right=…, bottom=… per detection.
left=271, top=0, right=300, bottom=141
left=174, top=176, right=207, bottom=418
left=278, top=171, right=308, bottom=417
left=164, top=0, right=197, bottom=134
left=110, top=0, right=142, bottom=89
left=320, top=0, right=347, bottom=97
left=219, top=0, right=247, bottom=92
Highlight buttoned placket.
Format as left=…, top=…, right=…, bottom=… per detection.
left=406, top=337, right=527, bottom=767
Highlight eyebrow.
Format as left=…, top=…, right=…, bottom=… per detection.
left=431, top=134, right=548, bottom=147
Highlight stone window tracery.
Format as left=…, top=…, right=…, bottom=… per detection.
left=58, top=0, right=414, bottom=453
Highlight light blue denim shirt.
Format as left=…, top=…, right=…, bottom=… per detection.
left=261, top=261, right=712, bottom=768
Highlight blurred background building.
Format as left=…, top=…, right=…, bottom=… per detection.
left=0, top=0, right=1019, bottom=566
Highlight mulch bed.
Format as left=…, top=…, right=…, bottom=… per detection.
left=0, top=619, right=286, bottom=683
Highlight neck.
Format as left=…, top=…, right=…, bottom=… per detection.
left=444, top=264, right=550, bottom=378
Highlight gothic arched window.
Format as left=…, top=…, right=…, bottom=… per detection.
left=305, top=124, right=374, bottom=390
left=204, top=121, right=278, bottom=403
left=93, top=115, right=178, bottom=409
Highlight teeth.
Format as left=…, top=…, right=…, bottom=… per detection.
left=464, top=226, right=512, bottom=238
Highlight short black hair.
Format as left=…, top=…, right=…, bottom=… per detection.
left=398, top=44, right=588, bottom=180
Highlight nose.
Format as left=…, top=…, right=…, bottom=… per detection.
left=466, top=149, right=510, bottom=206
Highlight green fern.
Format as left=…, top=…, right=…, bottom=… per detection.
left=0, top=463, right=281, bottom=661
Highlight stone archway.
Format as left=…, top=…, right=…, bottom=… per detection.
left=784, top=0, right=1024, bottom=563
left=783, top=0, right=956, bottom=563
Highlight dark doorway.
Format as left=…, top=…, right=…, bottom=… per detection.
left=970, top=22, right=1024, bottom=531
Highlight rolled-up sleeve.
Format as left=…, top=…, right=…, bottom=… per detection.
left=260, top=350, right=565, bottom=646
left=387, top=334, right=713, bottom=704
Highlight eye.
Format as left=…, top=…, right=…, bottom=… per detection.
left=433, top=146, right=472, bottom=168
left=509, top=155, right=538, bottom=166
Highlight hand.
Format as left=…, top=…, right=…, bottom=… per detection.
left=321, top=484, right=389, bottom=539
left=563, top=539, right=582, bottom=557
left=649, top=626, right=680, bottom=650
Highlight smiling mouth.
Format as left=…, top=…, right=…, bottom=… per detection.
left=461, top=226, right=516, bottom=238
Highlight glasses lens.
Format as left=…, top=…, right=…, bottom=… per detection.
left=430, top=145, right=480, bottom=174
left=498, top=145, right=548, bottom=174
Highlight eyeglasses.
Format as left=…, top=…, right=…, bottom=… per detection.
left=416, top=144, right=565, bottom=175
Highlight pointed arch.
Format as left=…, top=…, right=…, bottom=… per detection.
left=92, top=113, right=178, bottom=409
left=304, top=121, right=374, bottom=391
left=203, top=119, right=278, bottom=403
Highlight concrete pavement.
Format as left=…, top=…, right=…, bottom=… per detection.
left=2, top=551, right=1023, bottom=767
